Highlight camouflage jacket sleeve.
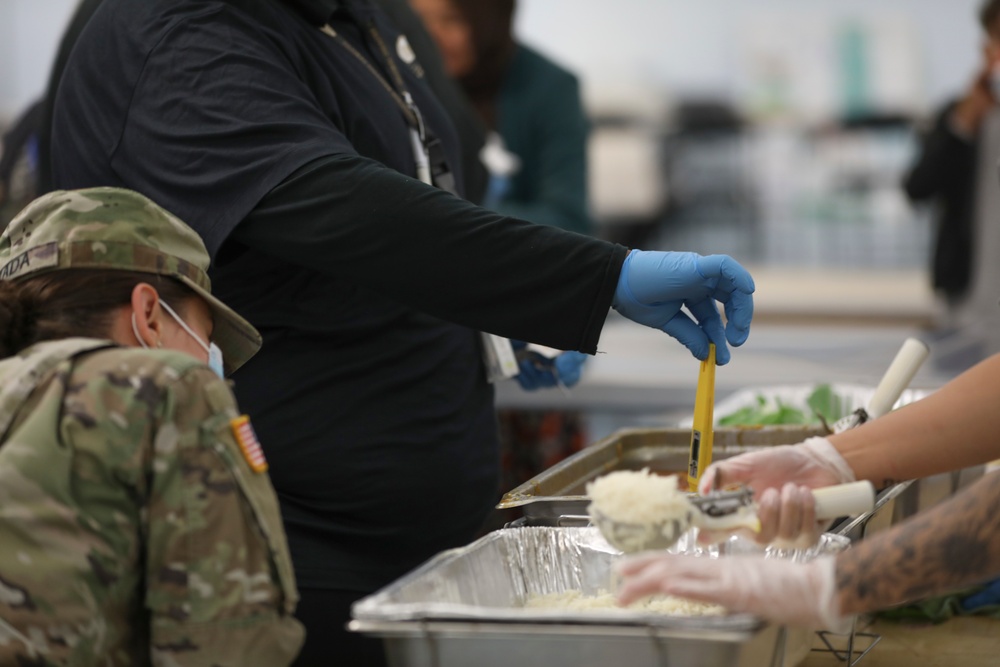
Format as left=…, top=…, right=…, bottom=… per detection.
left=140, top=363, right=304, bottom=666
left=0, top=347, right=303, bottom=667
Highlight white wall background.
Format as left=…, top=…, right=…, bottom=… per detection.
left=0, top=0, right=987, bottom=121
left=0, top=0, right=79, bottom=122
left=515, top=0, right=983, bottom=120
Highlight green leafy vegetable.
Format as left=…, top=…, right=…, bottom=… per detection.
left=718, top=395, right=809, bottom=426
left=717, top=384, right=847, bottom=426
left=806, top=384, right=844, bottom=425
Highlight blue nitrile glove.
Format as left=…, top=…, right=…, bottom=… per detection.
left=512, top=341, right=587, bottom=391
left=612, top=250, right=755, bottom=365
left=553, top=351, right=587, bottom=387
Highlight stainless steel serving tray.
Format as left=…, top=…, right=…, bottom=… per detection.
left=495, top=425, right=918, bottom=544
left=351, top=527, right=849, bottom=667
left=497, top=426, right=828, bottom=520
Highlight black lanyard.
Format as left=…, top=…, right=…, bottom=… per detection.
left=319, top=11, right=457, bottom=195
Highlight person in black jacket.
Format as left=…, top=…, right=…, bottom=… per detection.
left=49, top=2, right=755, bottom=664
left=37, top=0, right=490, bottom=205
left=903, top=0, right=1000, bottom=304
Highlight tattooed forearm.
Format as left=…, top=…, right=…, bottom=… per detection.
left=835, top=472, right=1000, bottom=616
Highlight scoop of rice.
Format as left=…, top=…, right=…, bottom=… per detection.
left=524, top=590, right=724, bottom=616
left=586, top=468, right=692, bottom=525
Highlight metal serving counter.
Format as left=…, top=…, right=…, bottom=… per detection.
left=802, top=617, right=1000, bottom=667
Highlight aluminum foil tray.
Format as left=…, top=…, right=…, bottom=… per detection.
left=351, top=527, right=849, bottom=667
left=353, top=527, right=848, bottom=626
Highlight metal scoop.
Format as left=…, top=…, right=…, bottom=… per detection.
left=831, top=337, right=929, bottom=433
left=590, top=481, right=875, bottom=553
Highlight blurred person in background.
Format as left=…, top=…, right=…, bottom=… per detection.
left=411, top=0, right=593, bottom=492
left=48, top=1, right=755, bottom=664
left=409, top=0, right=591, bottom=234
left=0, top=101, right=43, bottom=228
left=615, top=352, right=1000, bottom=628
left=372, top=0, right=491, bottom=204
left=904, top=0, right=1000, bottom=355
left=0, top=188, right=303, bottom=666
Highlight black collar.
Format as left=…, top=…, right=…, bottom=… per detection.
left=281, top=0, right=343, bottom=25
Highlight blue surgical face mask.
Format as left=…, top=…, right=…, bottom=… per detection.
left=134, top=300, right=225, bottom=378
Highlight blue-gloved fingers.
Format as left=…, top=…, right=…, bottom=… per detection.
left=614, top=250, right=753, bottom=361
left=723, top=288, right=754, bottom=346
left=534, top=365, right=559, bottom=388
left=516, top=357, right=558, bottom=391
left=687, top=299, right=730, bottom=365
left=515, top=362, right=540, bottom=390
left=514, top=341, right=560, bottom=391
left=554, top=351, right=588, bottom=387
left=698, top=255, right=754, bottom=347
left=516, top=359, right=542, bottom=390
left=661, top=311, right=711, bottom=361
left=697, top=254, right=756, bottom=294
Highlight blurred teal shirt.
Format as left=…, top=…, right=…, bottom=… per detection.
left=495, top=44, right=592, bottom=235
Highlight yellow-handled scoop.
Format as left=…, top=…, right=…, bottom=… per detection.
left=687, top=343, right=716, bottom=492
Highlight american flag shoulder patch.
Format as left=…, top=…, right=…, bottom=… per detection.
left=230, top=415, right=268, bottom=473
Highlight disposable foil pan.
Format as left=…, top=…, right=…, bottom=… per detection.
left=351, top=527, right=850, bottom=667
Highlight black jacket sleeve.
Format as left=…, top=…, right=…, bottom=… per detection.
left=903, top=102, right=977, bottom=203
left=228, top=154, right=628, bottom=353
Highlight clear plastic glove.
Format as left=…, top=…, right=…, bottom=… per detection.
left=612, top=250, right=755, bottom=365
left=512, top=341, right=587, bottom=391
left=615, top=552, right=850, bottom=632
left=697, top=437, right=856, bottom=545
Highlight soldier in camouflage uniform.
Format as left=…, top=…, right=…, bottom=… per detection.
left=0, top=188, right=305, bottom=666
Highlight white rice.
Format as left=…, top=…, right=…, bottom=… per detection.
left=586, top=468, right=691, bottom=525
left=524, top=590, right=724, bottom=616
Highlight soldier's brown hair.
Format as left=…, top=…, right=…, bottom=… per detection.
left=0, top=269, right=196, bottom=359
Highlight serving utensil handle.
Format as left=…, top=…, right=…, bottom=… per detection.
left=687, top=344, right=717, bottom=491
left=812, top=481, right=875, bottom=520
left=866, top=337, right=929, bottom=420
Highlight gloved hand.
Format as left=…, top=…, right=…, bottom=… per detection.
left=612, top=250, right=755, bottom=365
left=614, top=552, right=850, bottom=632
left=697, top=437, right=856, bottom=545
left=512, top=341, right=587, bottom=391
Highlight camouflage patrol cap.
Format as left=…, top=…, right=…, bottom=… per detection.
left=0, top=188, right=261, bottom=375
